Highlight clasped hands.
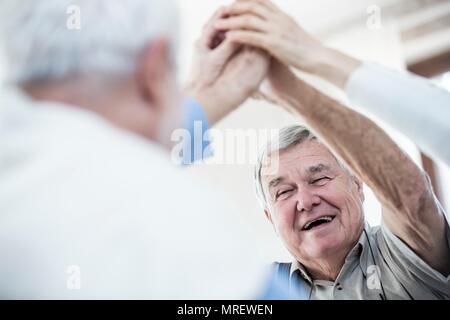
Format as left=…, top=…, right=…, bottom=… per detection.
left=184, top=0, right=357, bottom=125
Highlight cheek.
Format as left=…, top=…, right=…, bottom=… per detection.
left=318, top=181, right=362, bottom=219
left=322, top=179, right=360, bottom=208
left=330, top=184, right=363, bottom=230
left=273, top=200, right=298, bottom=232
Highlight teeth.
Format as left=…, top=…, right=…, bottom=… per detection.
left=303, top=216, right=333, bottom=230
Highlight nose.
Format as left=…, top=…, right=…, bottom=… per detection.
left=295, top=188, right=321, bottom=212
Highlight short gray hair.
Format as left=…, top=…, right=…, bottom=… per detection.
left=254, top=125, right=317, bottom=209
left=0, top=0, right=178, bottom=85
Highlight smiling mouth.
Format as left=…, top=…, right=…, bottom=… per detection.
left=302, top=216, right=335, bottom=231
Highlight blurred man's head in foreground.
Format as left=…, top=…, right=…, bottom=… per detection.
left=0, top=0, right=181, bottom=147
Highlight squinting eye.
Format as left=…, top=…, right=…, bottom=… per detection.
left=276, top=189, right=293, bottom=200
left=312, top=177, right=330, bottom=185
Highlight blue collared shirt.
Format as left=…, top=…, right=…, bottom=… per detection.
left=181, top=98, right=213, bottom=165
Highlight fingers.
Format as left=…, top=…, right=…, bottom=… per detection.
left=237, top=0, right=280, bottom=12
left=210, top=30, right=226, bottom=49
left=222, top=1, right=271, bottom=20
left=199, top=7, right=227, bottom=49
left=226, top=30, right=275, bottom=53
left=221, top=46, right=270, bottom=93
left=200, top=0, right=281, bottom=50
left=203, top=7, right=226, bottom=33
left=213, top=37, right=242, bottom=63
left=215, top=14, right=269, bottom=33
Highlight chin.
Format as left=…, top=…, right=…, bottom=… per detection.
left=305, top=234, right=345, bottom=258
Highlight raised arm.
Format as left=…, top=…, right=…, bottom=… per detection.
left=260, top=61, right=450, bottom=275
left=218, top=0, right=450, bottom=165
left=218, top=0, right=450, bottom=274
left=184, top=7, right=269, bottom=126
left=179, top=7, right=269, bottom=164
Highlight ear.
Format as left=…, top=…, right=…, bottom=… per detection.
left=264, top=209, right=279, bottom=236
left=136, top=37, right=173, bottom=110
left=353, top=176, right=365, bottom=202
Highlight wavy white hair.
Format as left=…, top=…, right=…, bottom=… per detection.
left=254, top=125, right=351, bottom=210
left=0, top=0, right=178, bottom=85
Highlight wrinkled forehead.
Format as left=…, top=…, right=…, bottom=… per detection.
left=260, top=140, right=343, bottom=183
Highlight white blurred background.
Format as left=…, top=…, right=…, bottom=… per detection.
left=0, top=0, right=449, bottom=262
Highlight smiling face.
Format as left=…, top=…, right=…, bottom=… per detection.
left=261, top=139, right=365, bottom=263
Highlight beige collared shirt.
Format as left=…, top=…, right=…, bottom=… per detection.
left=289, top=221, right=450, bottom=300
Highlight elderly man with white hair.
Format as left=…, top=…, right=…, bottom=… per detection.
left=217, top=0, right=450, bottom=300
left=255, top=122, right=450, bottom=299
left=0, top=0, right=274, bottom=299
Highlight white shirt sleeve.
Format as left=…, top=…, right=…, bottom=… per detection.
left=345, top=62, right=450, bottom=165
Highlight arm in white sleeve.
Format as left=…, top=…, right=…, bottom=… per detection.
left=346, top=63, right=450, bottom=165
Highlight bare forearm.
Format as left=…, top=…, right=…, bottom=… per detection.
left=280, top=66, right=450, bottom=275
left=183, top=85, right=231, bottom=126
left=281, top=77, right=428, bottom=215
left=310, top=47, right=362, bottom=90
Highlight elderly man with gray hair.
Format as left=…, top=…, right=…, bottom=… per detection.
left=212, top=0, right=450, bottom=300
left=253, top=69, right=450, bottom=299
